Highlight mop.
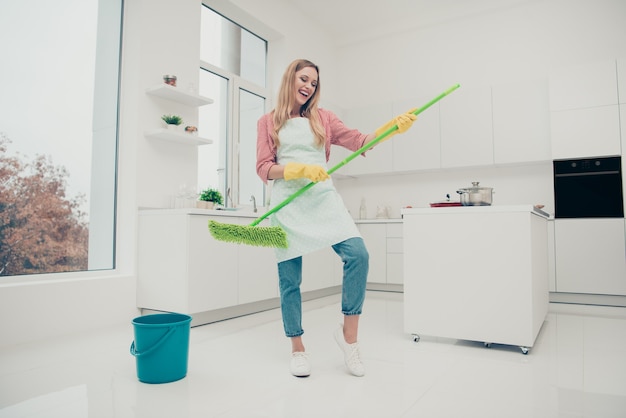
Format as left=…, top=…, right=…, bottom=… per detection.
left=208, top=84, right=461, bottom=248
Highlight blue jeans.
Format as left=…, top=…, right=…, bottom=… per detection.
left=277, top=237, right=369, bottom=337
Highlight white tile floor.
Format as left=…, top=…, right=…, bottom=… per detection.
left=1, top=291, right=626, bottom=418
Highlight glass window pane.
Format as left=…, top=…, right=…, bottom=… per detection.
left=198, top=70, right=228, bottom=202
left=240, top=31, right=266, bottom=87
left=200, top=6, right=266, bottom=87
left=0, top=0, right=121, bottom=277
left=238, top=89, right=265, bottom=207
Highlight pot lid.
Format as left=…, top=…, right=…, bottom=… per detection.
left=458, top=181, right=493, bottom=192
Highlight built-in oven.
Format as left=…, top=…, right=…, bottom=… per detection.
left=553, top=156, right=624, bottom=219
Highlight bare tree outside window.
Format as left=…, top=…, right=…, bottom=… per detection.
left=0, top=135, right=88, bottom=275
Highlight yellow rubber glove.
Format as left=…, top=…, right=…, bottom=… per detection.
left=283, top=162, right=330, bottom=182
left=374, top=109, right=418, bottom=142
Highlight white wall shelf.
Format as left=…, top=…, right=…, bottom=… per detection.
left=144, top=128, right=213, bottom=146
left=145, top=83, right=214, bottom=106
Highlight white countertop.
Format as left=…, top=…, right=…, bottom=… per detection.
left=401, top=205, right=552, bottom=219
left=355, top=218, right=402, bottom=224
left=139, top=208, right=407, bottom=222
left=139, top=206, right=552, bottom=220
left=138, top=207, right=264, bottom=218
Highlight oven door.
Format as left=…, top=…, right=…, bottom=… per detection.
left=553, top=156, right=624, bottom=219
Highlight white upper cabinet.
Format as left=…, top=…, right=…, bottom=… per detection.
left=440, top=85, right=493, bottom=168
left=551, top=106, right=621, bottom=159
left=549, top=59, right=621, bottom=159
left=330, top=103, right=393, bottom=176
left=392, top=99, right=441, bottom=172
left=549, top=59, right=618, bottom=111
left=492, top=79, right=551, bottom=164
left=619, top=58, right=626, bottom=104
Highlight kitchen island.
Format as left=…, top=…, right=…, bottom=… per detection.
left=401, top=205, right=549, bottom=354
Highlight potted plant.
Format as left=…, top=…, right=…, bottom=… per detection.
left=197, top=188, right=223, bottom=209
left=161, top=114, right=183, bottom=130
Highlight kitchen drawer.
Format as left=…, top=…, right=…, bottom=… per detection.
left=387, top=223, right=403, bottom=238
left=387, top=253, right=404, bottom=285
left=387, top=237, right=404, bottom=254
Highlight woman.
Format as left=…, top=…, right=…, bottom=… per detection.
left=256, top=59, right=415, bottom=377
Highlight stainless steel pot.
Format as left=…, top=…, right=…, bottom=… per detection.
left=456, top=181, right=493, bottom=206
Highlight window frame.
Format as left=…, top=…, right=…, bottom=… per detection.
left=198, top=17, right=270, bottom=211
left=0, top=0, right=123, bottom=282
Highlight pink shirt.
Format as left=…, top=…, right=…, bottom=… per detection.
left=256, top=108, right=369, bottom=184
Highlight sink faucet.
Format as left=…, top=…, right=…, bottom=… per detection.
left=250, top=195, right=257, bottom=213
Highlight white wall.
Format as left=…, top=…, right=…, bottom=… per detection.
left=0, top=275, right=136, bottom=348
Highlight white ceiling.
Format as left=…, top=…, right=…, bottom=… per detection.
left=283, top=0, right=533, bottom=46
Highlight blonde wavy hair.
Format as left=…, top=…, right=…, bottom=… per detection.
left=271, top=59, right=325, bottom=149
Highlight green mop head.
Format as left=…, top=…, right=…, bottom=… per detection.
left=208, top=220, right=288, bottom=248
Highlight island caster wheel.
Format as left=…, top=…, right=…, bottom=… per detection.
left=484, top=342, right=492, bottom=348
left=520, top=346, right=529, bottom=355
left=412, top=334, right=420, bottom=343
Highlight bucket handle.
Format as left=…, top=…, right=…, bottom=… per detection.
left=130, top=326, right=177, bottom=358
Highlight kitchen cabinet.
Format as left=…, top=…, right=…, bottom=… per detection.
left=392, top=99, right=441, bottom=172
left=549, top=59, right=621, bottom=159
left=554, top=219, right=626, bottom=296
left=618, top=59, right=626, bottom=104
left=358, top=220, right=404, bottom=289
left=385, top=223, right=404, bottom=285
left=301, top=247, right=343, bottom=293
left=238, top=239, right=280, bottom=304
left=358, top=223, right=386, bottom=284
left=492, top=79, right=551, bottom=164
left=550, top=105, right=621, bottom=159
left=402, top=206, right=549, bottom=353
left=440, top=85, right=493, bottom=168
left=137, top=209, right=344, bottom=325
left=138, top=211, right=239, bottom=316
left=548, top=220, right=556, bottom=292
left=329, top=99, right=441, bottom=176
left=549, top=59, right=618, bottom=112
left=329, top=103, right=393, bottom=176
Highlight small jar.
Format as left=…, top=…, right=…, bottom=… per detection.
left=163, top=75, right=177, bottom=87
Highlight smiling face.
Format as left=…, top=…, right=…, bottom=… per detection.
left=291, top=66, right=318, bottom=116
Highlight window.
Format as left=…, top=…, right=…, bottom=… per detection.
left=199, top=6, right=268, bottom=209
left=0, top=0, right=122, bottom=277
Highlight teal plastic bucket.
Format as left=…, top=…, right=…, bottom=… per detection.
left=130, top=313, right=192, bottom=384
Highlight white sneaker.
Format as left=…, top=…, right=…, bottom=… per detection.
left=333, top=326, right=365, bottom=377
left=290, top=352, right=311, bottom=377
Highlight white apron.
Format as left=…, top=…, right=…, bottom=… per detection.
left=271, top=118, right=360, bottom=262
